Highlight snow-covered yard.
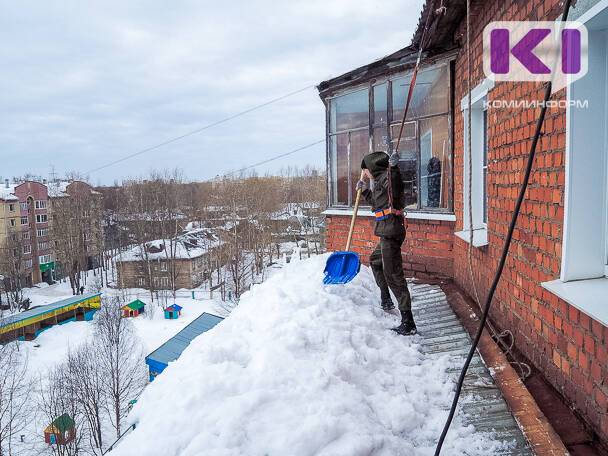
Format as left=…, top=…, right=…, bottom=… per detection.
left=109, top=255, right=509, bottom=456
left=9, top=274, right=225, bottom=455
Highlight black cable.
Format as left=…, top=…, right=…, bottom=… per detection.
left=434, top=1, right=573, bottom=453
left=84, top=84, right=315, bottom=175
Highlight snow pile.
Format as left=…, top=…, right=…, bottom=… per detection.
left=112, top=255, right=505, bottom=456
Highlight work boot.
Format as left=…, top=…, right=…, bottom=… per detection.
left=381, top=298, right=395, bottom=312
left=391, top=309, right=417, bottom=336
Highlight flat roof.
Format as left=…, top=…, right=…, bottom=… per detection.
left=146, top=312, right=224, bottom=366
left=0, top=292, right=100, bottom=329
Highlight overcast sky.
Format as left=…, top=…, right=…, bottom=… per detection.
left=1, top=0, right=424, bottom=184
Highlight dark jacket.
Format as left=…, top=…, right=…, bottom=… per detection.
left=361, top=152, right=406, bottom=239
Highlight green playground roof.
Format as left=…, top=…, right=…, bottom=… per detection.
left=123, top=299, right=146, bottom=311
left=48, top=413, right=75, bottom=433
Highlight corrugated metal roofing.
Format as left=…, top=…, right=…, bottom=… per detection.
left=146, top=312, right=223, bottom=366
left=410, top=283, right=532, bottom=455
left=0, top=292, right=100, bottom=329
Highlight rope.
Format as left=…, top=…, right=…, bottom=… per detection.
left=462, top=0, right=532, bottom=382
left=389, top=0, right=436, bottom=223
left=434, top=1, right=574, bottom=453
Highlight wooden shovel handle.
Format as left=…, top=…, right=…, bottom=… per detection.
left=345, top=188, right=362, bottom=251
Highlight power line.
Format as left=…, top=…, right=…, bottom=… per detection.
left=85, top=84, right=316, bottom=175
left=218, top=139, right=325, bottom=179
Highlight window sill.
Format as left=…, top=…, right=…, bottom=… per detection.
left=454, top=228, right=488, bottom=247
left=322, top=208, right=456, bottom=222
left=542, top=278, right=608, bottom=327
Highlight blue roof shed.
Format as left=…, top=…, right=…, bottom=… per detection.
left=145, top=312, right=223, bottom=381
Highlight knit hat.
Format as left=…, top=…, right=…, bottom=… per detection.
left=361, top=151, right=390, bottom=178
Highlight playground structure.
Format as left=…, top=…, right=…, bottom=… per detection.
left=0, top=293, right=101, bottom=343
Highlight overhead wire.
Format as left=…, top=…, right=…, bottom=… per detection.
left=84, top=84, right=316, bottom=175
left=217, top=139, right=325, bottom=179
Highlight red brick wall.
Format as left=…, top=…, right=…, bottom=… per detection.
left=325, top=215, right=454, bottom=279
left=451, top=0, right=608, bottom=442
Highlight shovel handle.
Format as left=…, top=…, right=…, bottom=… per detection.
left=345, top=188, right=362, bottom=251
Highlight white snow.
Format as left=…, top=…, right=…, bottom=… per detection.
left=110, top=255, right=506, bottom=456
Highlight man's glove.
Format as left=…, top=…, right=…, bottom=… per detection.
left=355, top=179, right=368, bottom=192
left=388, top=152, right=400, bottom=167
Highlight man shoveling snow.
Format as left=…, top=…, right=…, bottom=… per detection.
left=110, top=256, right=506, bottom=456
left=357, top=151, right=417, bottom=336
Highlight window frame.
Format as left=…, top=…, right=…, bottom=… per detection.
left=455, top=79, right=494, bottom=247
left=325, top=60, right=454, bottom=213
left=541, top=1, right=608, bottom=327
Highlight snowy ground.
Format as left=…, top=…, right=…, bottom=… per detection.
left=11, top=272, right=226, bottom=455
left=110, top=255, right=508, bottom=456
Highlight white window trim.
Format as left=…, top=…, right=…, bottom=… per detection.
left=541, top=2, right=608, bottom=327
left=321, top=208, right=456, bottom=222
left=455, top=79, right=494, bottom=248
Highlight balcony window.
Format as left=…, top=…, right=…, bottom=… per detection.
left=326, top=62, right=452, bottom=211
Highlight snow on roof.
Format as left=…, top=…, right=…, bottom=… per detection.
left=0, top=183, right=18, bottom=201
left=46, top=180, right=70, bottom=197
left=115, top=228, right=222, bottom=262
left=109, top=256, right=504, bottom=456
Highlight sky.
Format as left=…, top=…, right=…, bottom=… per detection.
left=1, top=0, right=425, bottom=185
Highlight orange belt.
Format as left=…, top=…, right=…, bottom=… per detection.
left=374, top=208, right=403, bottom=220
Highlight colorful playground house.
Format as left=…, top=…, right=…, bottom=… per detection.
left=121, top=299, right=146, bottom=318
left=164, top=304, right=182, bottom=319
left=44, top=413, right=76, bottom=445
left=0, top=293, right=101, bottom=343
left=146, top=312, right=223, bottom=382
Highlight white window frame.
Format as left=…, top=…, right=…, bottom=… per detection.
left=20, top=216, right=28, bottom=226
left=8, top=203, right=15, bottom=212
left=9, top=219, right=15, bottom=227
left=23, top=244, right=31, bottom=255
left=35, top=200, right=47, bottom=209
left=20, top=202, right=27, bottom=211
left=542, top=0, right=608, bottom=327
left=36, top=214, right=47, bottom=224
left=160, top=261, right=168, bottom=272
left=455, top=79, right=494, bottom=247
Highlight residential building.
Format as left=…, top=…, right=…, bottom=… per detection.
left=115, top=228, right=223, bottom=290
left=0, top=179, right=53, bottom=286
left=48, top=180, right=104, bottom=270
left=319, top=0, right=608, bottom=448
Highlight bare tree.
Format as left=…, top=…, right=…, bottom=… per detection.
left=94, top=297, right=146, bottom=439
left=0, top=344, right=32, bottom=456
left=0, top=235, right=27, bottom=312
left=65, top=344, right=105, bottom=455
left=39, top=364, right=86, bottom=456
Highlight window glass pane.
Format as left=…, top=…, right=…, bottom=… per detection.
left=350, top=129, right=370, bottom=203
left=419, top=115, right=450, bottom=209
left=372, top=126, right=389, bottom=153
left=392, top=65, right=449, bottom=121
left=396, top=138, right=418, bottom=209
left=329, top=89, right=369, bottom=133
left=390, top=122, right=417, bottom=143
left=373, top=83, right=388, bottom=126
left=329, top=134, right=349, bottom=205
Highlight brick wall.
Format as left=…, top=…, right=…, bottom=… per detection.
left=325, top=215, right=454, bottom=279
left=451, top=0, right=608, bottom=442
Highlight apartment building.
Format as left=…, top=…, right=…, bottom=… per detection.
left=0, top=179, right=52, bottom=286
left=0, top=178, right=103, bottom=288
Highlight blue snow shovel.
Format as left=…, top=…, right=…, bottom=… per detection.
left=323, top=187, right=362, bottom=284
